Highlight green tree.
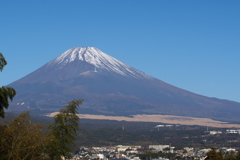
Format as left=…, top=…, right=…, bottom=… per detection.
left=0, top=99, right=83, bottom=160
left=205, top=148, right=224, bottom=160
left=0, top=111, right=48, bottom=160
left=224, top=151, right=240, bottom=160
left=235, top=152, right=240, bottom=160
left=46, top=99, right=83, bottom=160
left=0, top=53, right=16, bottom=118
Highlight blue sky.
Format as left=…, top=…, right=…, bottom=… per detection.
left=1, top=0, right=240, bottom=102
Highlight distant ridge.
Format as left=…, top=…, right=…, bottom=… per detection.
left=8, top=47, right=240, bottom=122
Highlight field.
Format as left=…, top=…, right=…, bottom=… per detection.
left=47, top=113, right=240, bottom=128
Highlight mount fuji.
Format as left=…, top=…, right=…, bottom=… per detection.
left=8, top=47, right=240, bottom=122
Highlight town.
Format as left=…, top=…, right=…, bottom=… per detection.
left=71, top=122, right=240, bottom=160
left=71, top=144, right=239, bottom=160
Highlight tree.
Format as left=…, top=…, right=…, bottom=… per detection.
left=46, top=99, right=83, bottom=160
left=0, top=99, right=83, bottom=160
left=205, top=148, right=224, bottom=160
left=0, top=111, right=48, bottom=160
left=224, top=151, right=240, bottom=160
left=0, top=53, right=16, bottom=118
left=235, top=152, right=240, bottom=160
left=0, top=53, right=7, bottom=71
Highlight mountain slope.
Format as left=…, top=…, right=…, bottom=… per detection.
left=8, top=47, right=240, bottom=122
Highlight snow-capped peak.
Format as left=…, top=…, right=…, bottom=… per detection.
left=48, top=47, right=153, bottom=79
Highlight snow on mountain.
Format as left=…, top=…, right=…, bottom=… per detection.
left=47, top=47, right=153, bottom=79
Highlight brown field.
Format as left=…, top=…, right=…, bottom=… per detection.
left=47, top=113, right=240, bottom=128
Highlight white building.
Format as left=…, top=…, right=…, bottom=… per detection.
left=226, top=129, right=240, bottom=134
left=117, top=145, right=130, bottom=152
left=209, top=131, right=222, bottom=135
left=155, top=125, right=165, bottom=128
left=149, top=145, right=170, bottom=151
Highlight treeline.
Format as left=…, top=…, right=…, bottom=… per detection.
left=0, top=52, right=84, bottom=159
left=0, top=99, right=83, bottom=160
left=205, top=148, right=240, bottom=160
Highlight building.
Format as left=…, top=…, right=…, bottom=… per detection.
left=149, top=145, right=170, bottom=151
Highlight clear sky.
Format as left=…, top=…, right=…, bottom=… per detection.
left=1, top=0, right=240, bottom=102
